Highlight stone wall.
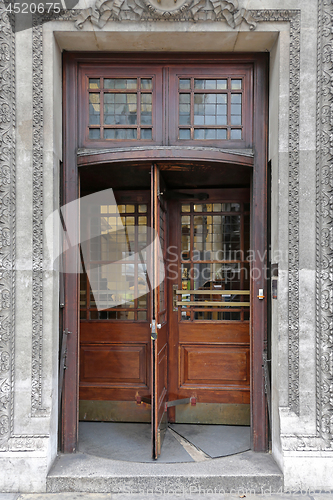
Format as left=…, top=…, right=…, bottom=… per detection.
left=0, top=0, right=332, bottom=491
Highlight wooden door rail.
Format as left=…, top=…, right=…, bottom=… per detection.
left=176, top=301, right=250, bottom=307
left=176, top=290, right=250, bottom=295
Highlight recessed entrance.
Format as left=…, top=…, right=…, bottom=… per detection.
left=61, top=52, right=268, bottom=456
left=77, top=160, right=252, bottom=459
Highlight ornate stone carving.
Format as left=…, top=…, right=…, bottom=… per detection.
left=0, top=5, right=15, bottom=448
left=287, top=11, right=301, bottom=417
left=31, top=20, right=46, bottom=417
left=250, top=9, right=301, bottom=416
left=75, top=0, right=257, bottom=28
left=316, top=0, right=333, bottom=446
left=0, top=0, right=330, bottom=454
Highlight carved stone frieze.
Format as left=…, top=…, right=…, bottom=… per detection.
left=0, top=5, right=15, bottom=448
left=74, top=0, right=257, bottom=28
left=316, top=0, right=333, bottom=447
left=31, top=20, right=46, bottom=417
left=250, top=9, right=301, bottom=416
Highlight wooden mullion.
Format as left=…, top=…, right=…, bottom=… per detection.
left=103, top=125, right=137, bottom=129
left=190, top=78, right=194, bottom=140
left=134, top=209, right=139, bottom=313
left=137, top=86, right=141, bottom=140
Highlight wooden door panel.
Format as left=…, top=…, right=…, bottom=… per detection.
left=80, top=344, right=148, bottom=385
left=79, top=194, right=151, bottom=411
left=80, top=321, right=150, bottom=343
left=179, top=345, right=250, bottom=386
left=179, top=322, right=249, bottom=343
left=80, top=387, right=151, bottom=401
left=172, top=388, right=250, bottom=404
left=168, top=189, right=251, bottom=418
left=157, top=334, right=167, bottom=424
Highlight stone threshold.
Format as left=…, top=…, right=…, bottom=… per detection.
left=46, top=451, right=283, bottom=494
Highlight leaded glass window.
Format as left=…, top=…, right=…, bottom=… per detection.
left=88, top=77, right=153, bottom=142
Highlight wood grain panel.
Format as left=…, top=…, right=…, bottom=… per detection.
left=171, top=388, right=250, bottom=405
left=179, top=322, right=249, bottom=344
left=179, top=345, right=250, bottom=388
left=80, top=322, right=150, bottom=343
left=80, top=344, right=148, bottom=385
left=79, top=387, right=150, bottom=401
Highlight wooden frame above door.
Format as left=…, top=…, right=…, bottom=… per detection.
left=62, top=52, right=268, bottom=453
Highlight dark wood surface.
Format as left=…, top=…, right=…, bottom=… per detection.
left=167, top=189, right=251, bottom=417
left=62, top=52, right=269, bottom=454
left=61, top=53, right=80, bottom=453
left=251, top=54, right=269, bottom=452
left=151, top=164, right=169, bottom=459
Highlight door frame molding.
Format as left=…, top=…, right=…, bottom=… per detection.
left=61, top=52, right=268, bottom=453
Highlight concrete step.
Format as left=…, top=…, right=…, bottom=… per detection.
left=46, top=451, right=283, bottom=494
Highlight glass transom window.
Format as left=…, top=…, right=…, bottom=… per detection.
left=88, top=77, right=153, bottom=141
left=80, top=64, right=252, bottom=148
left=178, top=78, right=243, bottom=141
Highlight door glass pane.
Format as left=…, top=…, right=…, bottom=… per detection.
left=81, top=202, right=149, bottom=321
left=178, top=201, right=250, bottom=322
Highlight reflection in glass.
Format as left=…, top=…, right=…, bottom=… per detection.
left=194, top=129, right=227, bottom=140
left=179, top=94, right=191, bottom=126
left=89, top=93, right=100, bottom=125
left=104, top=78, right=137, bottom=89
left=231, top=94, right=242, bottom=126
left=179, top=202, right=249, bottom=322
left=89, top=78, right=100, bottom=89
left=104, top=129, right=137, bottom=140
left=231, top=79, right=242, bottom=90
left=104, top=93, right=137, bottom=126
left=230, top=129, right=242, bottom=140
left=141, top=94, right=152, bottom=125
left=89, top=128, right=100, bottom=139
left=141, top=128, right=152, bottom=140
left=179, top=129, right=191, bottom=140
left=194, top=79, right=227, bottom=89
left=194, top=93, right=227, bottom=126
left=83, top=203, right=149, bottom=321
left=141, top=78, right=152, bottom=89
